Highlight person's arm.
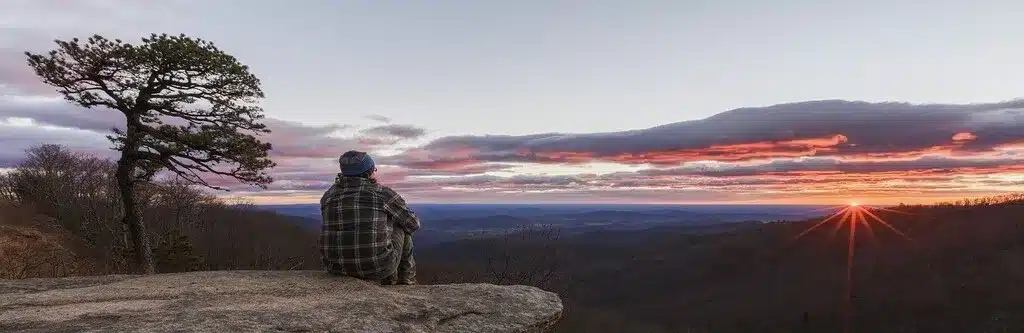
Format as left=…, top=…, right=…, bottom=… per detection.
left=383, top=188, right=421, bottom=233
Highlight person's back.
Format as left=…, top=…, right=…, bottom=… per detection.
left=319, top=151, right=420, bottom=284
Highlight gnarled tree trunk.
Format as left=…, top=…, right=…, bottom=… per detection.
left=116, top=123, right=155, bottom=274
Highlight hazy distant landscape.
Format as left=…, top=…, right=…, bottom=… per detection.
left=257, top=203, right=829, bottom=246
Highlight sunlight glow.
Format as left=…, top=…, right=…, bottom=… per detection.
left=792, top=204, right=913, bottom=333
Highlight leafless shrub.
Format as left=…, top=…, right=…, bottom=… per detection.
left=483, top=225, right=566, bottom=289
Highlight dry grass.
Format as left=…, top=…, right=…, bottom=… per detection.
left=0, top=203, right=96, bottom=279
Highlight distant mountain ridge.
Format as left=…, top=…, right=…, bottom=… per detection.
left=255, top=204, right=830, bottom=247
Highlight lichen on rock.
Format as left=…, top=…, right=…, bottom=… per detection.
left=0, top=270, right=562, bottom=332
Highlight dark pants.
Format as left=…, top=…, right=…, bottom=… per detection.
left=383, top=226, right=415, bottom=284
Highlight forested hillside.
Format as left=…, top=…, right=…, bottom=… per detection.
left=0, top=145, right=319, bottom=277
left=418, top=195, right=1024, bottom=332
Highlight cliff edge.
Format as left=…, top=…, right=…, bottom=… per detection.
left=0, top=270, right=562, bottom=333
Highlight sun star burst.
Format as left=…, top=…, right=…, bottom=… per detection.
left=793, top=203, right=913, bottom=333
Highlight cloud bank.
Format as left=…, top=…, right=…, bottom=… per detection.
left=2, top=8, right=1022, bottom=204
left=5, top=91, right=1024, bottom=204
left=384, top=100, right=1024, bottom=168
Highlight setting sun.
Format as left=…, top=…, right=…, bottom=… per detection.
left=793, top=203, right=916, bottom=333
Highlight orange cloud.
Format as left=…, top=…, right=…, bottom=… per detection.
left=778, top=134, right=850, bottom=147
left=953, top=132, right=977, bottom=141
left=597, top=134, right=849, bottom=165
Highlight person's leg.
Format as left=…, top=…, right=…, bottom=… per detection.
left=381, top=226, right=416, bottom=285
left=396, top=229, right=416, bottom=284
left=380, top=272, right=397, bottom=285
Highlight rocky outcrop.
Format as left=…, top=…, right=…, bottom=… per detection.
left=0, top=270, right=563, bottom=332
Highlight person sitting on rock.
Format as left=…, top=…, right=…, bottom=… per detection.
left=320, top=150, right=420, bottom=285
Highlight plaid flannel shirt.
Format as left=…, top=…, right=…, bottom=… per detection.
left=319, top=175, right=420, bottom=279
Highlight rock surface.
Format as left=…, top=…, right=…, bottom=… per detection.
left=0, top=270, right=562, bottom=333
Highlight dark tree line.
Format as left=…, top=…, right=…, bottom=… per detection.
left=417, top=225, right=568, bottom=291
left=416, top=196, right=1024, bottom=332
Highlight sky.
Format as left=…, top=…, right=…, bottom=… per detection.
left=2, top=0, right=1024, bottom=205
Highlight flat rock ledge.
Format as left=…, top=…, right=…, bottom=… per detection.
left=0, top=270, right=562, bottom=333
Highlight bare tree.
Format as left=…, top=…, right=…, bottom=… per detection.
left=6, top=145, right=78, bottom=218
left=0, top=173, right=15, bottom=203
left=484, top=225, right=565, bottom=290
left=26, top=34, right=276, bottom=273
left=3, top=145, right=130, bottom=273
left=146, top=177, right=217, bottom=232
